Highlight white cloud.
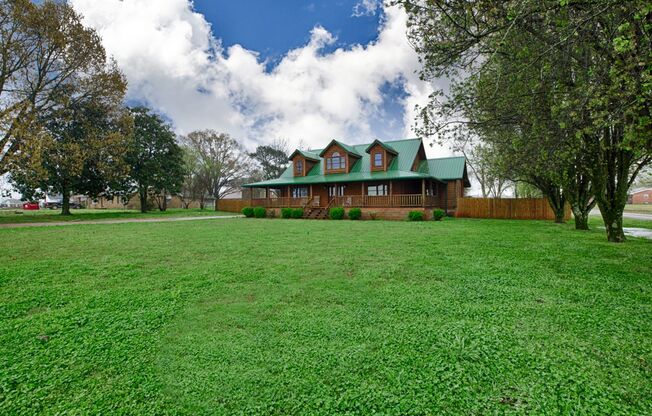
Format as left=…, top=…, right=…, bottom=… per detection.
left=70, top=0, right=451, bottom=157
left=352, top=0, right=381, bottom=17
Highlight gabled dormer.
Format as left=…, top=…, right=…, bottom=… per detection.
left=365, top=139, right=398, bottom=172
left=289, top=149, right=320, bottom=177
left=318, top=139, right=362, bottom=174
left=411, top=140, right=427, bottom=171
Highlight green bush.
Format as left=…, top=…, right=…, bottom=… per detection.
left=433, top=208, right=446, bottom=221
left=329, top=207, right=345, bottom=220
left=291, top=208, right=304, bottom=219
left=281, top=208, right=293, bottom=219
left=253, top=206, right=266, bottom=218
left=241, top=207, right=254, bottom=217
left=408, top=210, right=424, bottom=221
left=348, top=208, right=362, bottom=220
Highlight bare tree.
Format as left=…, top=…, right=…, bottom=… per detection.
left=182, top=130, right=251, bottom=202
left=455, top=138, right=509, bottom=198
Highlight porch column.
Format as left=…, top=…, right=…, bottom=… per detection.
left=421, top=179, right=426, bottom=208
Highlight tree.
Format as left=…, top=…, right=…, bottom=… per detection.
left=178, top=146, right=207, bottom=209
left=182, top=130, right=251, bottom=201
left=1, top=0, right=112, bottom=174
left=398, top=0, right=651, bottom=240
left=456, top=139, right=509, bottom=198
left=9, top=70, right=132, bottom=215
left=248, top=139, right=289, bottom=180
left=125, top=107, right=185, bottom=213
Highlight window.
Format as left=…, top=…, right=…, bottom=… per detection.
left=367, top=184, right=388, bottom=196
left=292, top=187, right=309, bottom=198
left=326, top=151, right=346, bottom=170
left=373, top=152, right=383, bottom=167
left=295, top=159, right=304, bottom=175
left=328, top=185, right=345, bottom=197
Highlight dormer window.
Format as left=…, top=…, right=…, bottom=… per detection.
left=327, top=152, right=346, bottom=170
left=295, top=159, right=303, bottom=175
left=373, top=152, right=383, bottom=167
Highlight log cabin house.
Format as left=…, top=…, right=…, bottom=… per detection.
left=242, top=138, right=471, bottom=219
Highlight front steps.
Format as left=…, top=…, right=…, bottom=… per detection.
left=305, top=208, right=328, bottom=219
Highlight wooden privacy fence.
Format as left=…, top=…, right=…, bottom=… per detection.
left=216, top=199, right=250, bottom=213
left=455, top=197, right=571, bottom=220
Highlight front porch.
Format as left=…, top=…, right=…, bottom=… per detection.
left=249, top=194, right=440, bottom=209
left=247, top=179, right=448, bottom=210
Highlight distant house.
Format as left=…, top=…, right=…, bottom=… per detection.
left=629, top=187, right=652, bottom=204
left=0, top=198, right=23, bottom=208
left=242, top=138, right=470, bottom=218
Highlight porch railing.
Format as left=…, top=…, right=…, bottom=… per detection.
left=331, top=194, right=438, bottom=208
left=250, top=194, right=439, bottom=208
left=250, top=196, right=321, bottom=208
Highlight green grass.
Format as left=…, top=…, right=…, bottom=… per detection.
left=590, top=215, right=652, bottom=231
left=0, top=208, right=234, bottom=224
left=624, top=204, right=652, bottom=214
left=1, top=218, right=651, bottom=414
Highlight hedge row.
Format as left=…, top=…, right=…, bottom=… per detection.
left=242, top=207, right=447, bottom=221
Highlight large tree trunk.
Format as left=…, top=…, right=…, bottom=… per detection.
left=139, top=188, right=148, bottom=213
left=61, top=187, right=71, bottom=216
left=159, top=190, right=167, bottom=212
left=572, top=207, right=590, bottom=230
left=566, top=168, right=595, bottom=231
left=601, top=207, right=626, bottom=242
left=588, top=126, right=638, bottom=243
left=539, top=182, right=566, bottom=223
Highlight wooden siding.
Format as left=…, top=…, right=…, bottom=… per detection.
left=455, top=197, right=572, bottom=220
left=322, top=143, right=350, bottom=174
left=368, top=143, right=388, bottom=172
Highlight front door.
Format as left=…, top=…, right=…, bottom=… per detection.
left=327, top=184, right=345, bottom=203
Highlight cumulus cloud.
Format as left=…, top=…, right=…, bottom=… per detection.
left=70, top=0, right=450, bottom=156
left=352, top=0, right=381, bottom=17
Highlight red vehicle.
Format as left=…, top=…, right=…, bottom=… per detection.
left=22, top=202, right=40, bottom=210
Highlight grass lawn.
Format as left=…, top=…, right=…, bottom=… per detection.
left=1, top=217, right=650, bottom=414
left=624, top=204, right=652, bottom=214
left=0, top=208, right=234, bottom=224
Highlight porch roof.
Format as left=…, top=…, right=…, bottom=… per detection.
left=243, top=139, right=467, bottom=188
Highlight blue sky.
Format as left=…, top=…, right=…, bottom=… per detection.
left=68, top=0, right=442, bottom=155
left=192, top=0, right=407, bottom=139
left=194, top=1, right=383, bottom=65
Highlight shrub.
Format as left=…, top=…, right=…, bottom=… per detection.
left=329, top=207, right=345, bottom=220
left=368, top=211, right=378, bottom=220
left=433, top=208, right=446, bottom=221
left=268, top=209, right=276, bottom=218
left=408, top=210, right=424, bottom=221
left=241, top=207, right=254, bottom=217
left=291, top=208, right=304, bottom=219
left=348, top=208, right=362, bottom=220
left=281, top=208, right=293, bottom=219
left=253, top=206, right=266, bottom=218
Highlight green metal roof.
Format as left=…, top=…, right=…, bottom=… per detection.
left=418, top=156, right=467, bottom=180
left=364, top=139, right=398, bottom=155
left=243, top=139, right=468, bottom=188
left=288, top=149, right=320, bottom=161
left=317, top=139, right=362, bottom=158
